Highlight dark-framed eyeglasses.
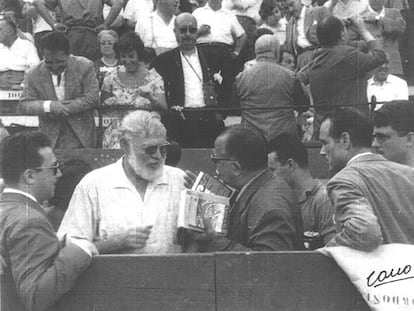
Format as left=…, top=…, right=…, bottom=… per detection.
left=178, top=26, right=198, bottom=34
left=377, top=66, right=389, bottom=73
left=210, top=154, right=236, bottom=164
left=372, top=133, right=392, bottom=144
left=142, top=144, right=170, bottom=156
left=31, top=163, right=60, bottom=175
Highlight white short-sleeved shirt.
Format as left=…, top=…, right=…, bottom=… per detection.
left=135, top=11, right=177, bottom=54
left=0, top=37, right=40, bottom=71
left=193, top=4, right=245, bottom=45
left=123, top=0, right=154, bottom=23
left=367, top=74, right=409, bottom=110
left=58, top=158, right=185, bottom=254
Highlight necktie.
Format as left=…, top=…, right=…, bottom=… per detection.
left=57, top=74, right=62, bottom=86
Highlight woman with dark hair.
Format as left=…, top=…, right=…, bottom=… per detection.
left=101, top=32, right=167, bottom=149
left=259, top=0, right=287, bottom=45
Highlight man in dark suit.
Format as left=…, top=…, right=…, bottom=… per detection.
left=0, top=132, right=96, bottom=311
left=184, top=125, right=304, bottom=252
left=152, top=12, right=225, bottom=148
left=19, top=31, right=99, bottom=149
left=284, top=0, right=329, bottom=69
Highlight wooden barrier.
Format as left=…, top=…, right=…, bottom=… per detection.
left=55, top=143, right=329, bottom=179
left=43, top=252, right=369, bottom=311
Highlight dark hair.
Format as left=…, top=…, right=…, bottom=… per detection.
left=317, top=16, right=344, bottom=47
left=114, top=32, right=147, bottom=61
left=0, top=131, right=52, bottom=185
left=221, top=125, right=267, bottom=171
left=373, top=101, right=414, bottom=136
left=328, top=108, right=373, bottom=148
left=41, top=31, right=70, bottom=54
left=279, top=46, right=295, bottom=65
left=259, top=0, right=280, bottom=21
left=253, top=28, right=274, bottom=43
left=268, top=133, right=308, bottom=168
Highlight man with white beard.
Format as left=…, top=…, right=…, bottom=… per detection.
left=58, top=110, right=185, bottom=254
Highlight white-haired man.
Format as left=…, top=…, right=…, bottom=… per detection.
left=58, top=110, right=185, bottom=254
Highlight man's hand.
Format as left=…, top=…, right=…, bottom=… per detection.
left=197, top=24, right=211, bottom=37
left=363, top=14, right=378, bottom=23
left=50, top=102, right=69, bottom=117
left=349, top=15, right=367, bottom=31
left=96, top=225, right=153, bottom=253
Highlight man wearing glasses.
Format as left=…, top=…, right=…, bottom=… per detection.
left=372, top=101, right=414, bottom=167
left=184, top=125, right=304, bottom=252
left=152, top=12, right=225, bottom=148
left=58, top=110, right=186, bottom=254
left=0, top=132, right=97, bottom=311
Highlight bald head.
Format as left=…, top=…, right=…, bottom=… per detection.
left=175, top=13, right=198, bottom=52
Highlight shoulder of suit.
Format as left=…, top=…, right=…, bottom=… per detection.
left=69, top=55, right=94, bottom=67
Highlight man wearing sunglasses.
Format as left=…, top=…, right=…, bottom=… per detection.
left=0, top=132, right=97, bottom=311
left=152, top=12, right=225, bottom=148
left=58, top=110, right=186, bottom=254
left=184, top=125, right=304, bottom=252
left=372, top=101, right=414, bottom=167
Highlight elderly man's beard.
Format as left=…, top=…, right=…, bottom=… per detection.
left=126, top=151, right=164, bottom=182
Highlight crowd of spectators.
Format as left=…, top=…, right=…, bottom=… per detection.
left=0, top=0, right=412, bottom=147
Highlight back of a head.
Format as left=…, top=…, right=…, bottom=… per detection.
left=255, top=34, right=280, bottom=60
left=329, top=108, right=373, bottom=148
left=317, top=16, right=344, bottom=47
left=41, top=31, right=70, bottom=54
left=220, top=125, right=267, bottom=171
left=0, top=132, right=52, bottom=185
left=373, top=101, right=414, bottom=136
left=268, top=133, right=309, bottom=169
left=119, top=110, right=167, bottom=143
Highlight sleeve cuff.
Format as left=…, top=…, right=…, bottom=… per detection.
left=43, top=100, right=51, bottom=113
left=67, top=236, right=99, bottom=257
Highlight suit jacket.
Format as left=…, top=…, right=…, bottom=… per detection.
left=285, top=6, right=330, bottom=55
left=326, top=153, right=414, bottom=251
left=0, top=193, right=92, bottom=311
left=201, top=170, right=304, bottom=252
left=361, top=8, right=406, bottom=74
left=151, top=47, right=220, bottom=108
left=19, top=55, right=99, bottom=148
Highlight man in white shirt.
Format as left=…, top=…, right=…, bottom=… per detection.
left=135, top=0, right=178, bottom=55
left=152, top=13, right=225, bottom=148
left=58, top=110, right=186, bottom=254
left=367, top=62, right=409, bottom=109
left=326, top=0, right=368, bottom=19
left=0, top=131, right=96, bottom=311
left=0, top=18, right=39, bottom=88
left=193, top=0, right=247, bottom=103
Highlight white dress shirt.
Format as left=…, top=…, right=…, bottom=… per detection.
left=123, top=0, right=154, bottom=23
left=0, top=37, right=39, bottom=72
left=193, top=4, right=245, bottom=45
left=367, top=74, right=409, bottom=110
left=180, top=49, right=205, bottom=108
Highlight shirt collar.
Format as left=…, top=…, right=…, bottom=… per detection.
left=2, top=188, right=38, bottom=203
left=347, top=152, right=373, bottom=166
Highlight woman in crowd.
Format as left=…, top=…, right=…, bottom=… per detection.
left=95, top=30, right=119, bottom=88
left=259, top=0, right=287, bottom=45
left=101, top=32, right=166, bottom=149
